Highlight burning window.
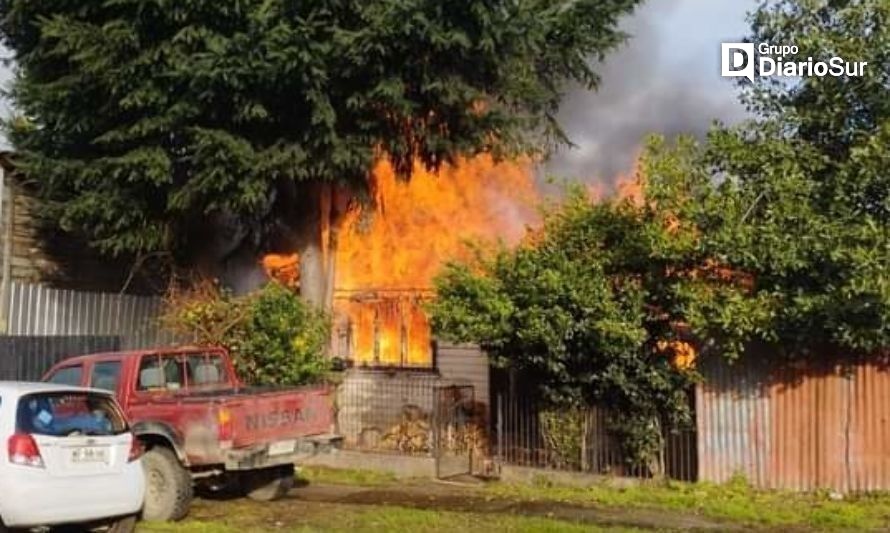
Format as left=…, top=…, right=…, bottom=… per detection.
left=333, top=290, right=433, bottom=368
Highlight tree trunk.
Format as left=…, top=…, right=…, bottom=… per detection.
left=295, top=182, right=350, bottom=311
left=298, top=227, right=326, bottom=307
left=294, top=183, right=327, bottom=308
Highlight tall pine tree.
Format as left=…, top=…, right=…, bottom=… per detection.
left=1, top=0, right=640, bottom=304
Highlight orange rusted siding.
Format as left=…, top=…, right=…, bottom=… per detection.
left=697, top=353, right=890, bottom=492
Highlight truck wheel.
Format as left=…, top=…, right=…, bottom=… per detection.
left=141, top=446, right=193, bottom=521
left=243, top=464, right=295, bottom=501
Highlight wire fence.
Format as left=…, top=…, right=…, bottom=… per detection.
left=335, top=371, right=487, bottom=464
left=494, top=393, right=698, bottom=481
left=336, top=371, right=441, bottom=454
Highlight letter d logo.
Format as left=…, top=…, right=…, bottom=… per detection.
left=721, top=43, right=755, bottom=82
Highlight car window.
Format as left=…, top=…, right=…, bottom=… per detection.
left=161, top=356, right=185, bottom=390
left=16, top=391, right=127, bottom=436
left=47, top=365, right=83, bottom=387
left=90, top=361, right=122, bottom=392
left=137, top=354, right=185, bottom=391
left=186, top=353, right=228, bottom=388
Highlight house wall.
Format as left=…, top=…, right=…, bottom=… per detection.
left=436, top=342, right=489, bottom=409
left=0, top=161, right=155, bottom=297
left=4, top=179, right=46, bottom=283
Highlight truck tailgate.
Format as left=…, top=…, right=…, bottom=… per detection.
left=222, top=386, right=334, bottom=449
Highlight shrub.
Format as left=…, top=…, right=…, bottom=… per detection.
left=162, top=280, right=331, bottom=386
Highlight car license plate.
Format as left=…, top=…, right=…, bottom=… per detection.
left=269, top=440, right=296, bottom=456
left=71, top=446, right=108, bottom=464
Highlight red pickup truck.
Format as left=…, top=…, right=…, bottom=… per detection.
left=42, top=347, right=339, bottom=522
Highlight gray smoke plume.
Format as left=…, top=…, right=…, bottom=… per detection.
left=544, top=0, right=754, bottom=187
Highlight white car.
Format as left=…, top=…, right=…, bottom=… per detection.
left=0, top=382, right=144, bottom=532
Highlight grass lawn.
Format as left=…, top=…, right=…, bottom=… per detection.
left=139, top=500, right=637, bottom=533
left=300, top=466, right=890, bottom=531
left=296, top=465, right=398, bottom=486
left=136, top=467, right=890, bottom=531
left=486, top=474, right=890, bottom=531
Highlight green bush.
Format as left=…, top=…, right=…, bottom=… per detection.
left=429, top=192, right=700, bottom=468
left=539, top=409, right=584, bottom=470
left=162, top=281, right=331, bottom=386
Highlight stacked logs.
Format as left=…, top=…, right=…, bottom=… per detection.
left=381, top=404, right=431, bottom=453
left=442, top=400, right=489, bottom=457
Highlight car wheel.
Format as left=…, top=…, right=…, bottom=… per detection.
left=242, top=464, right=295, bottom=501
left=141, top=446, right=193, bottom=521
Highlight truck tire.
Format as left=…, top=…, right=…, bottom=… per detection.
left=243, top=464, right=295, bottom=501
left=141, top=446, right=193, bottom=521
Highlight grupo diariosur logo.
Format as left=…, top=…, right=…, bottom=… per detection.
left=721, top=42, right=868, bottom=82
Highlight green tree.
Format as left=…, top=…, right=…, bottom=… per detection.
left=0, top=0, right=640, bottom=305
left=429, top=187, right=709, bottom=469
left=688, top=0, right=889, bottom=355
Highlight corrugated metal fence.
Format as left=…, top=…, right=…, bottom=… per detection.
left=697, top=353, right=890, bottom=492
left=6, top=281, right=176, bottom=349
left=0, top=335, right=120, bottom=380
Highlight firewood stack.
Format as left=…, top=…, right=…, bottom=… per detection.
left=444, top=400, right=489, bottom=457
left=381, top=404, right=431, bottom=453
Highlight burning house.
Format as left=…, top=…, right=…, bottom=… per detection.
left=265, top=155, right=537, bottom=368
left=263, top=155, right=538, bottom=452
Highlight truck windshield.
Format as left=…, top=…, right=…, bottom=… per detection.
left=16, top=391, right=128, bottom=437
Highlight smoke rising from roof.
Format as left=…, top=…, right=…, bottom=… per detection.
left=544, top=0, right=753, bottom=188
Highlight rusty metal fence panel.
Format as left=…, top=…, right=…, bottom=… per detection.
left=697, top=354, right=890, bottom=492
left=6, top=281, right=177, bottom=349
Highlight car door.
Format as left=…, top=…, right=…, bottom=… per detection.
left=127, top=351, right=226, bottom=464
left=126, top=353, right=185, bottom=420
left=89, top=359, right=124, bottom=396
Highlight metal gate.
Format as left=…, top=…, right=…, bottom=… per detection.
left=432, top=384, right=476, bottom=479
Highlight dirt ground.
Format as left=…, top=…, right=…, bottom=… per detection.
left=140, top=479, right=743, bottom=532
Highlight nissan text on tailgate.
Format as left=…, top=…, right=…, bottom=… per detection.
left=43, top=347, right=340, bottom=521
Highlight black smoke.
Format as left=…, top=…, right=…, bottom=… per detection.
left=544, top=1, right=752, bottom=188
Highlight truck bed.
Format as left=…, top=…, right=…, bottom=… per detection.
left=182, top=385, right=335, bottom=450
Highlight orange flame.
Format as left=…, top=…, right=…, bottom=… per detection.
left=334, top=155, right=538, bottom=366
left=264, top=155, right=539, bottom=367
left=336, top=156, right=538, bottom=291
left=261, top=253, right=299, bottom=289
left=656, top=339, right=698, bottom=370
left=587, top=157, right=644, bottom=205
